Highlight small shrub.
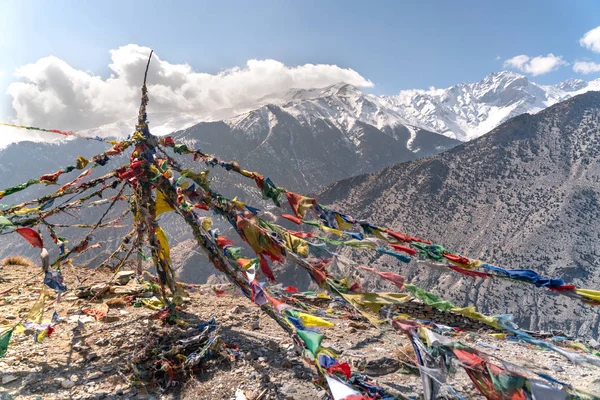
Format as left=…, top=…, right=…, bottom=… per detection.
left=1, top=255, right=35, bottom=267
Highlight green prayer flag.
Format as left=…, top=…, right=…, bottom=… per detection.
left=0, top=216, right=14, bottom=230
left=316, top=236, right=344, bottom=246
left=0, top=327, right=14, bottom=358
left=4, top=179, right=40, bottom=197
left=404, top=284, right=456, bottom=311
left=296, top=329, right=323, bottom=355
left=226, top=247, right=242, bottom=259
left=486, top=365, right=526, bottom=392
left=174, top=144, right=190, bottom=154
left=345, top=239, right=378, bottom=250
left=260, top=178, right=285, bottom=207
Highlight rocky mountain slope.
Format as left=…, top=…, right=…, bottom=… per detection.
left=317, top=90, right=600, bottom=338
left=173, top=101, right=458, bottom=193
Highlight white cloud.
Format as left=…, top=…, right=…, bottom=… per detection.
left=573, top=61, right=600, bottom=74
left=6, top=44, right=373, bottom=133
left=495, top=55, right=501, bottom=61
left=580, top=26, right=600, bottom=54
left=503, top=53, right=567, bottom=76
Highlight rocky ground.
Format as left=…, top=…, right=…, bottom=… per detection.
left=1, top=263, right=600, bottom=400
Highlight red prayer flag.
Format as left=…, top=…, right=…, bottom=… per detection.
left=327, top=362, right=352, bottom=379
left=216, top=236, right=235, bottom=248
left=288, top=230, right=314, bottom=239
left=16, top=228, right=44, bottom=248
left=390, top=244, right=417, bottom=255
left=259, top=254, right=276, bottom=282
left=281, top=214, right=303, bottom=225
left=358, top=265, right=405, bottom=289
left=444, top=253, right=470, bottom=265
left=285, top=191, right=315, bottom=218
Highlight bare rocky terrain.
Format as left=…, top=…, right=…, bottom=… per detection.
left=2, top=263, right=600, bottom=400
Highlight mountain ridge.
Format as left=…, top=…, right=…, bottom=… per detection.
left=4, top=70, right=599, bottom=149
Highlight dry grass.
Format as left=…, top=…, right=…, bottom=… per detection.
left=1, top=255, right=36, bottom=267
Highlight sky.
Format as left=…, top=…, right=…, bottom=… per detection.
left=0, top=0, right=599, bottom=137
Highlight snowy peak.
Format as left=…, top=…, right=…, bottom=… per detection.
left=384, top=71, right=600, bottom=140
left=554, top=78, right=587, bottom=92
left=224, top=71, right=600, bottom=145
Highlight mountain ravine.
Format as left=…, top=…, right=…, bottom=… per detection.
left=318, top=91, right=600, bottom=338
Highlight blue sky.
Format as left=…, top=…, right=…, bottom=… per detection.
left=0, top=0, right=599, bottom=126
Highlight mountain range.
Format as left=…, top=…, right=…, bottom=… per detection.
left=42, top=69, right=600, bottom=147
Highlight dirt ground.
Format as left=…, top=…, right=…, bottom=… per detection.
left=1, top=263, right=599, bottom=400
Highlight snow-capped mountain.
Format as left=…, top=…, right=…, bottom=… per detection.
left=386, top=71, right=600, bottom=140
left=238, top=71, right=600, bottom=142
left=177, top=103, right=459, bottom=194
left=6, top=70, right=598, bottom=149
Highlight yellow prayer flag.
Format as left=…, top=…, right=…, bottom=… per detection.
left=155, top=190, right=174, bottom=216
left=201, top=218, right=212, bottom=231
left=322, top=225, right=343, bottom=236
left=335, top=214, right=353, bottom=231
left=297, top=312, right=334, bottom=328
left=26, top=288, right=47, bottom=324
left=155, top=226, right=171, bottom=263
left=575, top=289, right=600, bottom=302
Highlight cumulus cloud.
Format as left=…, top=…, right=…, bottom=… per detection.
left=580, top=26, right=600, bottom=54
left=6, top=44, right=373, bottom=133
left=503, top=53, right=567, bottom=76
left=573, top=61, right=600, bottom=74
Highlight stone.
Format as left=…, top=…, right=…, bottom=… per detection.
left=348, top=321, right=368, bottom=330
left=266, top=340, right=279, bottom=351
left=364, top=357, right=401, bottom=377
left=86, top=352, right=99, bottom=362
left=61, top=379, right=75, bottom=389
left=550, top=364, right=564, bottom=372
left=1, top=374, right=19, bottom=385
left=88, top=371, right=103, bottom=380
left=95, top=338, right=109, bottom=346
left=115, top=271, right=136, bottom=285
left=5, top=314, right=16, bottom=320
left=279, top=382, right=300, bottom=399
